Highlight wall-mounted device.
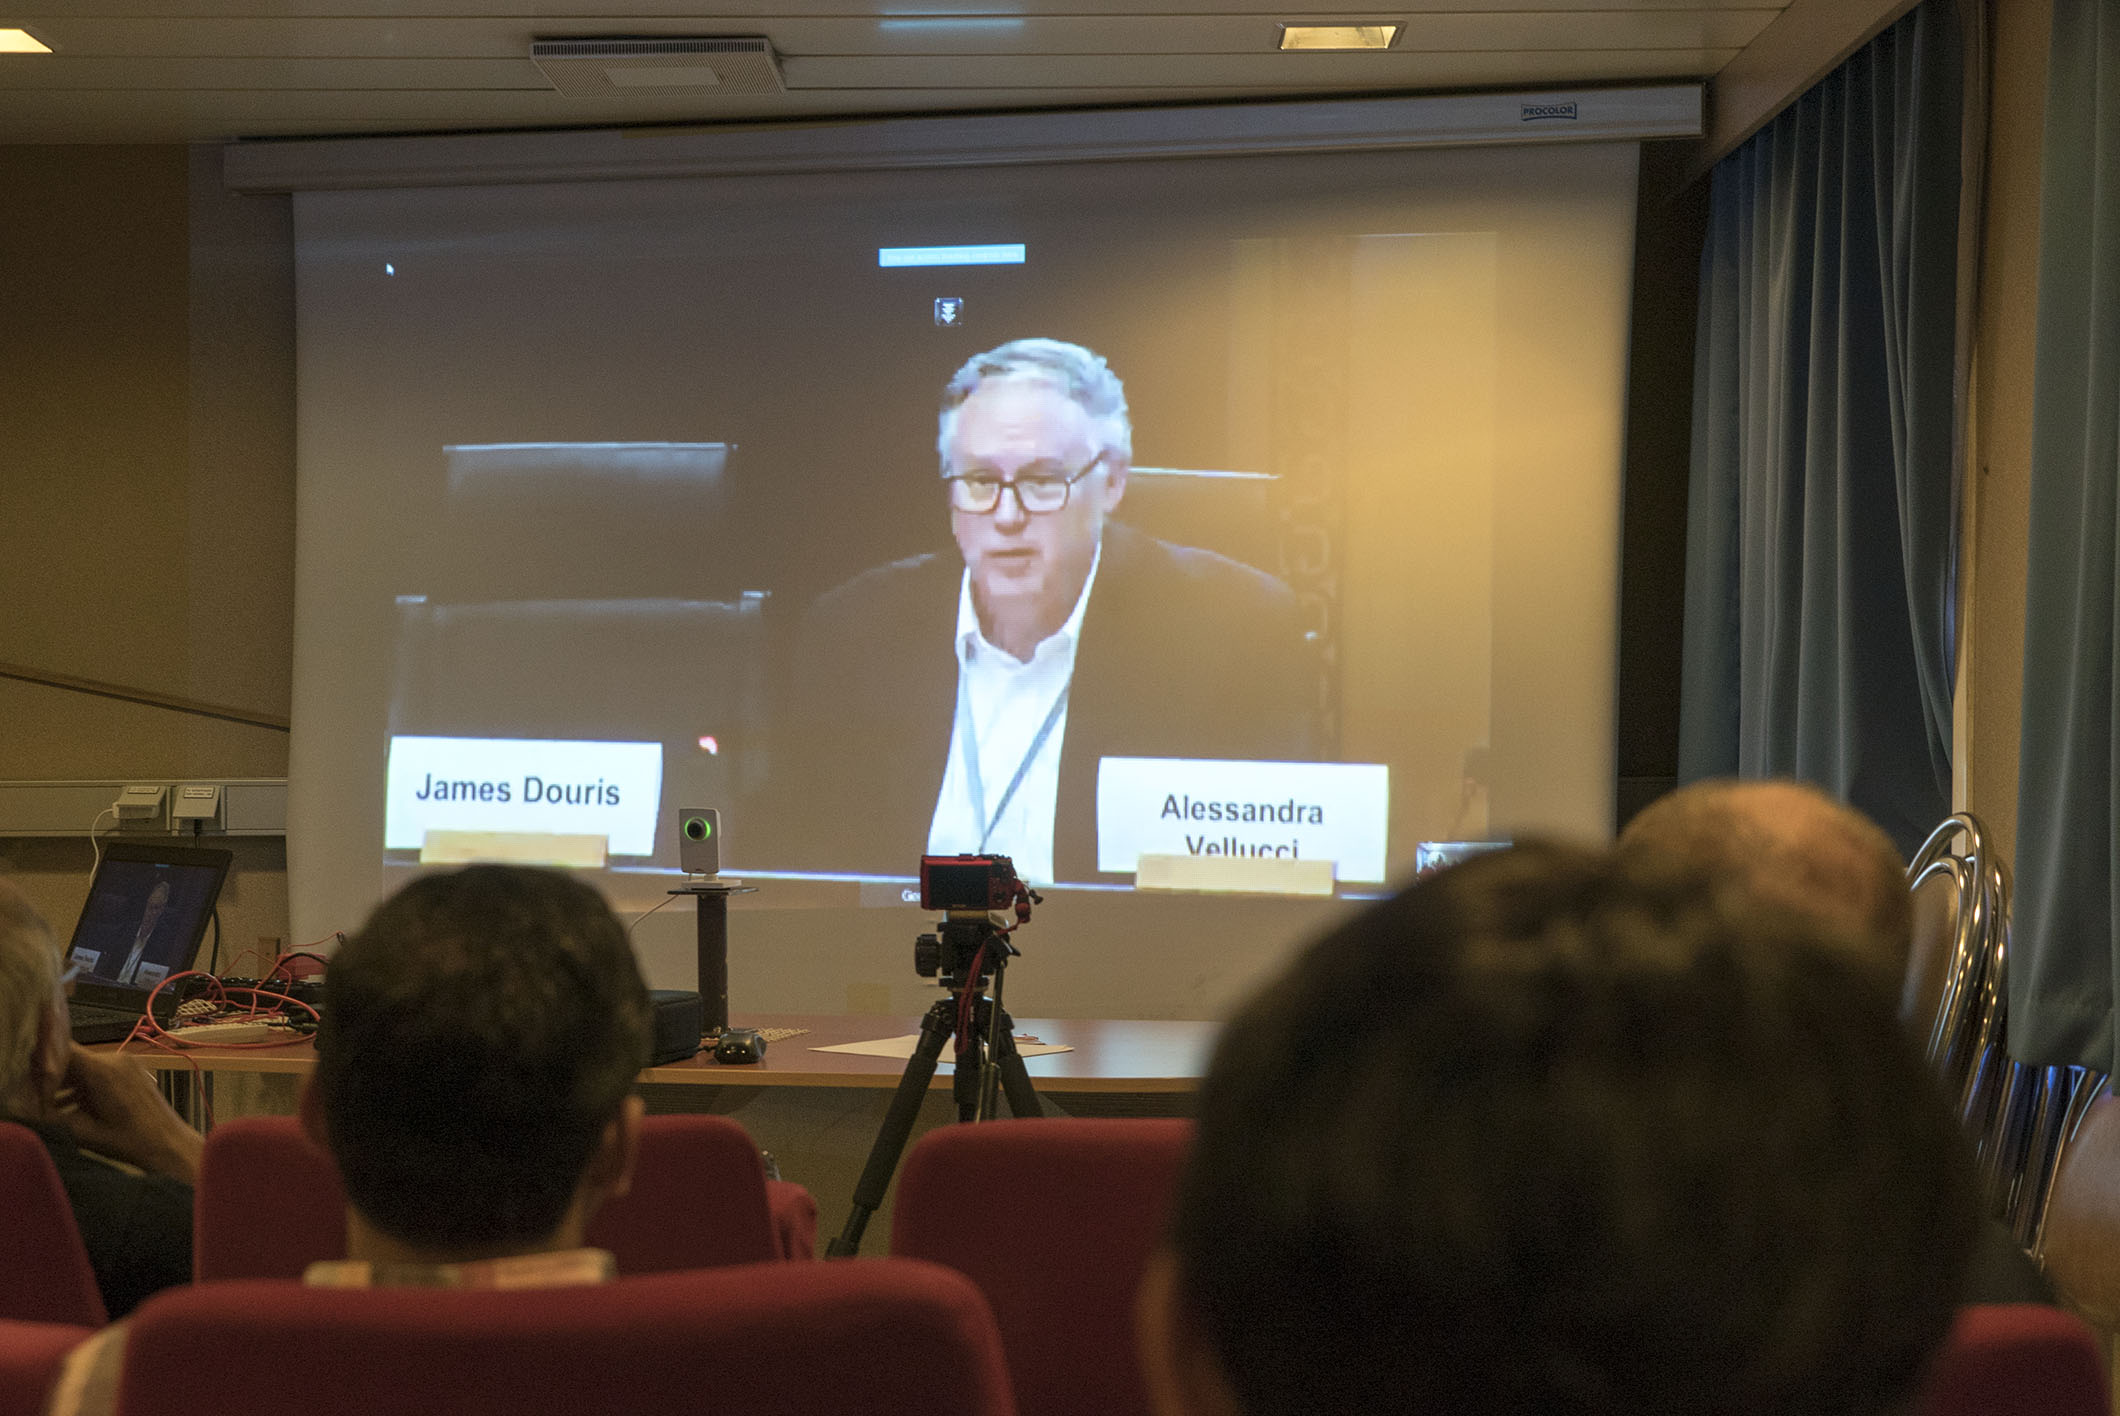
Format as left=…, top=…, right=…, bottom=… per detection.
left=113, top=784, right=166, bottom=822
left=172, top=784, right=222, bottom=824
left=678, top=807, right=720, bottom=876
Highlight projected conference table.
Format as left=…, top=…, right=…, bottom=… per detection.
left=109, top=1013, right=1221, bottom=1097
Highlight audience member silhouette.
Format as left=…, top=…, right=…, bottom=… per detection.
left=1138, top=842, right=1978, bottom=1416
left=46, top=865, right=652, bottom=1416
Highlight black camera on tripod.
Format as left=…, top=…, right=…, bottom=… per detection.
left=913, top=854, right=1038, bottom=989
left=827, top=853, right=1048, bottom=1257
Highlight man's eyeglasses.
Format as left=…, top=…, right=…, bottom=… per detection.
left=944, top=451, right=1106, bottom=515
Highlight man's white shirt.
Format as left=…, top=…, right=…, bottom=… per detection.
left=925, top=546, right=1102, bottom=885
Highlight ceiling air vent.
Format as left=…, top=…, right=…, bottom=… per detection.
left=529, top=37, right=785, bottom=97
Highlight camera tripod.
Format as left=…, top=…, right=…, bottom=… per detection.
left=824, top=950, right=1040, bottom=1257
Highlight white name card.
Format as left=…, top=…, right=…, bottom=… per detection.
left=385, top=736, right=663, bottom=857
left=1096, top=758, right=1391, bottom=883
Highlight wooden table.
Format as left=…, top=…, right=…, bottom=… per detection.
left=113, top=1012, right=1221, bottom=1097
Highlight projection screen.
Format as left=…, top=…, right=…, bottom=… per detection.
left=286, top=116, right=1643, bottom=1019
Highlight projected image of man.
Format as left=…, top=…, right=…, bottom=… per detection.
left=114, top=880, right=171, bottom=987
left=786, top=338, right=1317, bottom=883
left=924, top=344, right=1124, bottom=882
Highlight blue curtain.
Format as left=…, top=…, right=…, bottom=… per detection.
left=2011, top=0, right=2120, bottom=1074
left=1677, top=1, right=1963, bottom=857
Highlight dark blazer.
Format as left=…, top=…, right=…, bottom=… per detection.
left=779, top=520, right=1317, bottom=882
left=9, top=1116, right=192, bottom=1320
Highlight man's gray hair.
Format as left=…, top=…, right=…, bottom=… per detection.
left=1617, top=778, right=1912, bottom=985
left=937, top=338, right=1133, bottom=467
left=0, top=881, right=60, bottom=1110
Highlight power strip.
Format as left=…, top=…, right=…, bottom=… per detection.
left=166, top=1019, right=302, bottom=1046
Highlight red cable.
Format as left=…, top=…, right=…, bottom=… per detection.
left=92, top=938, right=336, bottom=1131
left=262, top=946, right=334, bottom=985
left=114, top=1015, right=213, bottom=1127
left=954, top=944, right=989, bottom=1065
left=125, top=970, right=319, bottom=1050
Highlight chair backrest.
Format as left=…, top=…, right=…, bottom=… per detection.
left=196, top=1114, right=783, bottom=1280
left=764, top=1178, right=819, bottom=1260
left=193, top=1116, right=345, bottom=1281
left=1904, top=856, right=1965, bottom=1041
left=0, top=1320, right=95, bottom=1416
left=892, top=1118, right=1192, bottom=1416
left=1113, top=475, right=1280, bottom=581
left=0, top=1123, right=107, bottom=1326
left=2022, top=1068, right=2107, bottom=1253
left=437, top=441, right=734, bottom=603
left=585, top=1114, right=779, bottom=1270
left=1901, top=813, right=2091, bottom=1247
left=1914, top=1304, right=2107, bottom=1416
left=387, top=596, right=766, bottom=860
left=115, top=1260, right=1016, bottom=1416
left=2034, top=1089, right=2120, bottom=1329
left=1905, top=816, right=2001, bottom=1098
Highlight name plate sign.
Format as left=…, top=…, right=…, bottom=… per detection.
left=385, top=736, right=663, bottom=857
left=1096, top=758, right=1390, bottom=883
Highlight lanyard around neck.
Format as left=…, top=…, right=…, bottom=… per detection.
left=958, top=664, right=1072, bottom=852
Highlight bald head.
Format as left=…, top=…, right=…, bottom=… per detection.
left=1618, top=779, right=1911, bottom=982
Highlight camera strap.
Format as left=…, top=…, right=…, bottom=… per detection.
left=959, top=671, right=1072, bottom=851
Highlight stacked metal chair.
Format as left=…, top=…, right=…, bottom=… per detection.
left=1905, top=815, right=2107, bottom=1250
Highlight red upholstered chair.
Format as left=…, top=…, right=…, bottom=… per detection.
left=195, top=1114, right=815, bottom=1280
left=0, top=1123, right=107, bottom=1327
left=192, top=1116, right=345, bottom=1281
left=114, top=1260, right=1015, bottom=1416
left=1915, top=1304, right=2108, bottom=1416
left=0, top=1320, right=95, bottom=1416
left=891, top=1118, right=1192, bottom=1416
left=587, top=1114, right=804, bottom=1267
left=762, top=1178, right=819, bottom=1261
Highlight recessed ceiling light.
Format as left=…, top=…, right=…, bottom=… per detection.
left=0, top=28, right=51, bottom=53
left=1278, top=24, right=1400, bottom=52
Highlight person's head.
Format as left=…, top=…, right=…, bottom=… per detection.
left=0, top=881, right=65, bottom=1116
left=1140, top=842, right=1976, bottom=1416
left=938, top=338, right=1132, bottom=630
left=305, top=865, right=651, bottom=1263
left=1618, top=778, right=1911, bottom=984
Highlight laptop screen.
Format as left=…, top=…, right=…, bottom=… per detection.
left=67, top=844, right=232, bottom=994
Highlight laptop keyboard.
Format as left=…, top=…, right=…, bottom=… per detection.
left=69, top=1002, right=139, bottom=1028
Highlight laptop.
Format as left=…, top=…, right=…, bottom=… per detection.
left=66, top=841, right=233, bottom=1044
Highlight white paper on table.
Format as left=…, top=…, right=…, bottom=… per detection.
left=811, top=1034, right=1072, bottom=1060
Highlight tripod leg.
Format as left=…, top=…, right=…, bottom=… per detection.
left=824, top=998, right=956, bottom=1258
left=956, top=990, right=987, bottom=1121
left=973, top=992, right=1005, bottom=1121
left=991, top=1006, right=1043, bottom=1119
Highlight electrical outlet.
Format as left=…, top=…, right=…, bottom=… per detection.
left=113, top=784, right=166, bottom=821
left=173, top=784, right=221, bottom=821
